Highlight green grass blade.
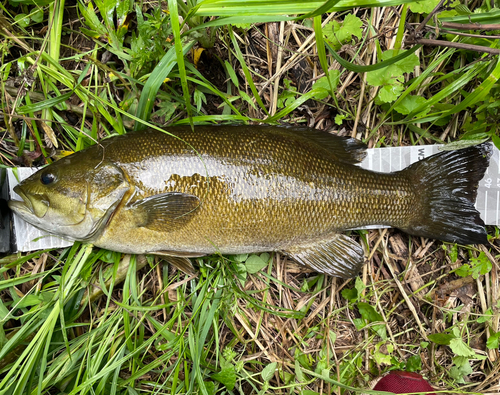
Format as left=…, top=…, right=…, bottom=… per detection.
left=195, top=0, right=419, bottom=16
left=186, top=15, right=295, bottom=33
left=326, top=42, right=422, bottom=72
left=300, top=0, right=343, bottom=19
left=228, top=27, right=269, bottom=115
left=168, top=0, right=193, bottom=127
left=16, top=92, right=73, bottom=114
left=439, top=9, right=500, bottom=23
left=403, top=62, right=488, bottom=121
left=134, top=42, right=194, bottom=130
left=442, top=56, right=500, bottom=116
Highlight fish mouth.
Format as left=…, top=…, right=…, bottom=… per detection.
left=9, top=186, right=33, bottom=214
left=9, top=186, right=49, bottom=218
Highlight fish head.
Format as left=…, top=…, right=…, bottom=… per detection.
left=8, top=153, right=130, bottom=241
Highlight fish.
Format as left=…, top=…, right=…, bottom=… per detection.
left=8, top=126, right=492, bottom=278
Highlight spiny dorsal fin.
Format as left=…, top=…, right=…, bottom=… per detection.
left=127, top=192, right=200, bottom=231
left=280, top=126, right=367, bottom=164
left=281, top=233, right=365, bottom=279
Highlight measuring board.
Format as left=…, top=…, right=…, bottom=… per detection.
left=1, top=144, right=499, bottom=252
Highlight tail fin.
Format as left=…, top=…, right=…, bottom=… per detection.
left=401, top=143, right=492, bottom=244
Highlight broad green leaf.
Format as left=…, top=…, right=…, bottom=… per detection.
left=406, top=355, right=422, bottom=372
left=329, top=330, right=336, bottom=344
left=394, top=95, right=428, bottom=115
left=355, top=277, right=365, bottom=296
left=235, top=263, right=247, bottom=285
left=378, top=84, right=404, bottom=103
left=233, top=253, right=248, bottom=263
left=366, top=48, right=419, bottom=103
left=31, top=9, right=44, bottom=23
left=353, top=318, right=365, bottom=330
left=470, top=252, right=492, bottom=279
left=295, top=359, right=305, bottom=382
left=15, top=295, right=42, bottom=308
left=449, top=337, right=475, bottom=357
left=477, top=308, right=493, bottom=324
left=211, top=366, right=236, bottom=390
left=311, top=69, right=340, bottom=99
left=486, top=331, right=500, bottom=350
left=261, top=362, right=277, bottom=382
left=373, top=349, right=391, bottom=365
left=203, top=381, right=215, bottom=395
left=324, top=14, right=362, bottom=49
left=428, top=333, right=454, bottom=345
left=341, top=288, right=357, bottom=302
left=245, top=254, right=268, bottom=274
left=357, top=302, right=383, bottom=323
left=335, top=114, right=347, bottom=124
left=409, top=0, right=440, bottom=14
left=455, top=264, right=471, bottom=278
left=14, top=14, right=30, bottom=28
left=383, top=49, right=419, bottom=73
left=277, top=78, right=298, bottom=108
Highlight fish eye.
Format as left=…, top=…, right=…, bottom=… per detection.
left=40, top=172, right=56, bottom=185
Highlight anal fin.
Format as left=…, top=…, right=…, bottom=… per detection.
left=282, top=234, right=364, bottom=279
left=152, top=251, right=205, bottom=275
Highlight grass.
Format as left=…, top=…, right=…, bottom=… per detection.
left=1, top=0, right=500, bottom=394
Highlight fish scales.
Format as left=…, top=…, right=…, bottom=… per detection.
left=96, top=127, right=412, bottom=253
left=8, top=126, right=491, bottom=278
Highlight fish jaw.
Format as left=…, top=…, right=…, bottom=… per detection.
left=8, top=198, right=39, bottom=224
left=9, top=185, right=93, bottom=240
left=13, top=185, right=51, bottom=217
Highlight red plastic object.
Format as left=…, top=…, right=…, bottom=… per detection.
left=373, top=371, right=435, bottom=394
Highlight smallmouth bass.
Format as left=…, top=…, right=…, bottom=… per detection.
left=8, top=126, right=491, bottom=278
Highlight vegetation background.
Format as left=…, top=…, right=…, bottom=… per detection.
left=0, top=0, right=499, bottom=393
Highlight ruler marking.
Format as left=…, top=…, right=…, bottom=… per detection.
left=485, top=192, right=488, bottom=222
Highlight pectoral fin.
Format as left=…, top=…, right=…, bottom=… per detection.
left=282, top=234, right=364, bottom=279
left=128, top=192, right=200, bottom=231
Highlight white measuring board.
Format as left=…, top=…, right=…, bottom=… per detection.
left=3, top=144, right=500, bottom=252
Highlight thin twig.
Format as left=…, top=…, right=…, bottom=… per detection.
left=439, top=29, right=500, bottom=39
left=441, top=21, right=500, bottom=31
left=415, top=0, right=447, bottom=33
left=407, top=38, right=500, bottom=54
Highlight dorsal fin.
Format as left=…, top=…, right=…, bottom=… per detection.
left=279, top=126, right=367, bottom=164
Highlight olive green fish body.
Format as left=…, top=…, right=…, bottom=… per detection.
left=90, top=128, right=411, bottom=252
left=9, top=126, right=491, bottom=278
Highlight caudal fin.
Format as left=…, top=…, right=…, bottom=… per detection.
left=401, top=143, right=492, bottom=244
